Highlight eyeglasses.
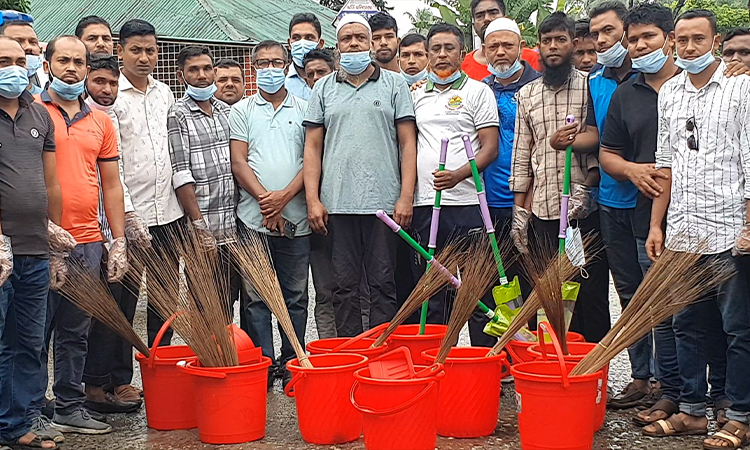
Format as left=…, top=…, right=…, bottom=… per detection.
left=254, top=59, right=286, bottom=69
left=686, top=117, right=699, bottom=151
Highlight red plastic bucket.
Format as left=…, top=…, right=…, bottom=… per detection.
left=285, top=353, right=368, bottom=444
left=422, top=347, right=509, bottom=438
left=511, top=324, right=602, bottom=450
left=135, top=314, right=197, bottom=430
left=307, top=338, right=388, bottom=358
left=528, top=341, right=609, bottom=430
left=351, top=365, right=445, bottom=450
left=506, top=330, right=585, bottom=364
left=179, top=358, right=272, bottom=444
left=388, top=324, right=447, bottom=366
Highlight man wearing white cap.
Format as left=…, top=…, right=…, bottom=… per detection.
left=303, top=13, right=417, bottom=337
left=410, top=22, right=499, bottom=345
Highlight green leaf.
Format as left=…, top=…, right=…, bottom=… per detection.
left=436, top=4, right=460, bottom=24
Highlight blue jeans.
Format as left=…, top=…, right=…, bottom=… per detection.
left=674, top=252, right=750, bottom=422
left=0, top=256, right=50, bottom=441
left=30, top=243, right=102, bottom=418
left=242, top=234, right=310, bottom=364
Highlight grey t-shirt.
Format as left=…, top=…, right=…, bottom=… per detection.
left=303, top=64, right=415, bottom=214
left=0, top=92, right=55, bottom=257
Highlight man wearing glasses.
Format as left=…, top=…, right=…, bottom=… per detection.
left=229, top=41, right=310, bottom=389
left=646, top=10, right=750, bottom=446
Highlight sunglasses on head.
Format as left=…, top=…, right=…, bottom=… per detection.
left=686, top=117, right=698, bottom=151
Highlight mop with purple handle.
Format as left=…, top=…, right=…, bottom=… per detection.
left=559, top=115, right=576, bottom=255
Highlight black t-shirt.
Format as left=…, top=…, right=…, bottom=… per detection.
left=600, top=73, right=658, bottom=238
left=0, top=91, right=56, bottom=257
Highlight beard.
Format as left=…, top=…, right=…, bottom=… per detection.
left=491, top=61, right=513, bottom=73
left=375, top=49, right=396, bottom=64
left=542, top=52, right=574, bottom=87
left=434, top=67, right=458, bottom=78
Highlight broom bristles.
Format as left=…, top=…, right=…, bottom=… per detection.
left=570, top=244, right=736, bottom=376
left=59, top=262, right=150, bottom=357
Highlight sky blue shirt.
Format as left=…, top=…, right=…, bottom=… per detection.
left=587, top=64, right=638, bottom=209
left=229, top=92, right=310, bottom=236
left=285, top=69, right=312, bottom=101
left=482, top=62, right=541, bottom=209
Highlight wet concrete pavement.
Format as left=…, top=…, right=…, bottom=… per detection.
left=58, top=280, right=720, bottom=450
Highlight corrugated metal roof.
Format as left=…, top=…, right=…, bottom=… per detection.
left=31, top=0, right=338, bottom=44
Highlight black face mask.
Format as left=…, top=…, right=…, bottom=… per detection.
left=542, top=52, right=574, bottom=87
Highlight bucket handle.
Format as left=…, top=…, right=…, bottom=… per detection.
left=147, top=311, right=184, bottom=369
left=332, top=323, right=389, bottom=352
left=350, top=379, right=437, bottom=417
left=175, top=360, right=227, bottom=379
left=284, top=372, right=305, bottom=398
left=537, top=322, right=570, bottom=388
left=505, top=343, right=523, bottom=365
left=500, top=356, right=511, bottom=378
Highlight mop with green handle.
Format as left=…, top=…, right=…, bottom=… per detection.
left=376, top=210, right=501, bottom=322
left=418, top=137, right=450, bottom=335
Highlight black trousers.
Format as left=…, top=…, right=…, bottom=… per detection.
left=530, top=211, right=611, bottom=343
left=328, top=215, right=397, bottom=337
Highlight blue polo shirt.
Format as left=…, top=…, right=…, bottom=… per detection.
left=482, top=61, right=541, bottom=208
left=586, top=63, right=638, bottom=209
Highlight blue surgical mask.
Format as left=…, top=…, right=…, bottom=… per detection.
left=596, top=36, right=628, bottom=68
left=427, top=69, right=462, bottom=85
left=488, top=59, right=523, bottom=79
left=25, top=54, right=43, bottom=77
left=631, top=41, right=669, bottom=74
left=0, top=65, right=29, bottom=99
left=186, top=83, right=217, bottom=101
left=675, top=45, right=716, bottom=74
left=401, top=68, right=427, bottom=86
left=29, top=83, right=43, bottom=95
left=50, top=75, right=85, bottom=100
left=339, top=50, right=372, bottom=75
left=291, top=39, right=319, bottom=67
left=256, top=68, right=286, bottom=94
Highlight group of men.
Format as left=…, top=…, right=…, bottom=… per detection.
left=0, top=0, right=749, bottom=448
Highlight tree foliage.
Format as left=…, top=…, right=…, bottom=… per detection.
left=406, top=7, right=441, bottom=34
left=319, top=0, right=392, bottom=12
left=667, top=0, right=749, bottom=32
left=0, top=0, right=30, bottom=13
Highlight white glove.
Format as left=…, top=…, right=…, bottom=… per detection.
left=510, top=206, right=531, bottom=255
left=192, top=218, right=217, bottom=250
left=0, top=235, right=12, bottom=286
left=568, top=185, right=598, bottom=221
left=124, top=212, right=152, bottom=248
left=48, top=220, right=76, bottom=253
left=107, top=237, right=128, bottom=282
left=50, top=251, right=67, bottom=290
left=733, top=223, right=750, bottom=256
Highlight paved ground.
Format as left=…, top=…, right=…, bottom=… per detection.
left=56, top=279, right=722, bottom=450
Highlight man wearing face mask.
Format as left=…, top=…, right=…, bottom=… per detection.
left=644, top=10, right=750, bottom=447
left=0, top=20, right=44, bottom=95
left=34, top=35, right=126, bottom=435
left=400, top=33, right=429, bottom=86
left=230, top=41, right=309, bottom=389
left=286, top=13, right=324, bottom=100
left=303, top=14, right=417, bottom=337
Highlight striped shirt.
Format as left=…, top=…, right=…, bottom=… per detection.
left=167, top=95, right=236, bottom=242
left=509, top=69, right=598, bottom=220
left=656, top=61, right=750, bottom=254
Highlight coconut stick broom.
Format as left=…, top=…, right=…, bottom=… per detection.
left=228, top=230, right=313, bottom=368
left=59, top=261, right=150, bottom=357
left=571, top=245, right=735, bottom=376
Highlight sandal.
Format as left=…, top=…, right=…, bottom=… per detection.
left=0, top=435, right=57, bottom=449
left=637, top=386, right=662, bottom=409
left=643, top=415, right=708, bottom=437
left=634, top=398, right=680, bottom=426
left=608, top=381, right=649, bottom=410
left=704, top=422, right=750, bottom=449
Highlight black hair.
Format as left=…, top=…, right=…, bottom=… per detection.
left=723, top=27, right=750, bottom=45
left=470, top=0, right=506, bottom=16
left=177, top=46, right=213, bottom=69
left=75, top=15, right=111, bottom=38
left=119, top=19, right=156, bottom=46
left=215, top=59, right=243, bottom=71
left=675, top=9, right=718, bottom=35
left=89, top=53, right=119, bottom=77
left=251, top=40, right=289, bottom=63
left=400, top=33, right=427, bottom=50
left=589, top=1, right=629, bottom=22
left=288, top=13, right=322, bottom=39
left=303, top=48, right=335, bottom=70
left=368, top=12, right=398, bottom=35
left=0, top=20, right=32, bottom=35
left=538, top=11, right=576, bottom=39
left=45, top=35, right=90, bottom=65
left=575, top=18, right=591, bottom=39
left=624, top=3, right=675, bottom=35
left=427, top=23, right=465, bottom=49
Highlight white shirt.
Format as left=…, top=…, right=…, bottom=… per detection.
left=412, top=73, right=499, bottom=207
left=656, top=61, right=750, bottom=254
left=114, top=74, right=183, bottom=227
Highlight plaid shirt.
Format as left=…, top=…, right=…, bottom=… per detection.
left=509, top=69, right=598, bottom=220
left=167, top=95, right=235, bottom=242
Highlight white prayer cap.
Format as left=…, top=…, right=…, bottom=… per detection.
left=484, top=18, right=522, bottom=40
left=336, top=14, right=372, bottom=37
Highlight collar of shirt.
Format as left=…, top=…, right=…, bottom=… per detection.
left=335, top=63, right=381, bottom=83
left=483, top=61, right=541, bottom=93
left=426, top=70, right=468, bottom=92
left=40, top=89, right=90, bottom=125
left=119, top=73, right=157, bottom=94
left=252, top=91, right=296, bottom=109
left=682, top=60, right=726, bottom=93
left=601, top=63, right=638, bottom=84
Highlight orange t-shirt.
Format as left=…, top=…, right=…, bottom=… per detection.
left=38, top=94, right=119, bottom=243
left=461, top=48, right=542, bottom=81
